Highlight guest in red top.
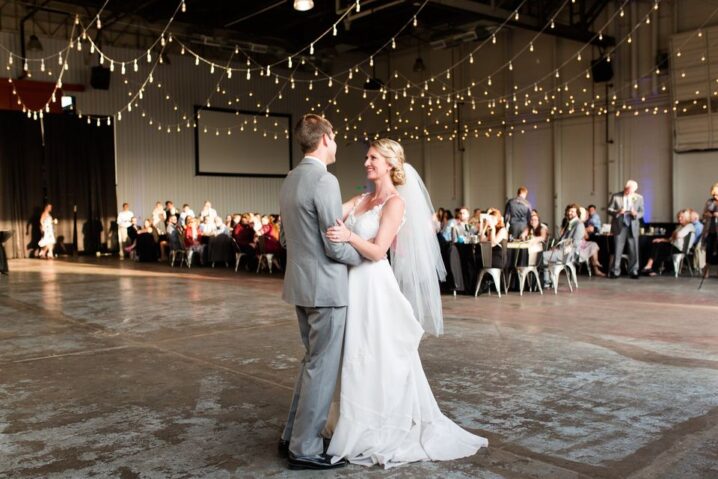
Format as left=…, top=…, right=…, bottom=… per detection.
left=233, top=213, right=257, bottom=254
left=184, top=216, right=205, bottom=265
left=259, top=215, right=283, bottom=254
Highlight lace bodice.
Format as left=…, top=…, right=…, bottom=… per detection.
left=345, top=194, right=383, bottom=241
left=345, top=193, right=404, bottom=242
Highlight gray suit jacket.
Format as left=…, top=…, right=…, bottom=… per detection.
left=279, top=158, right=362, bottom=307
left=607, top=192, right=644, bottom=237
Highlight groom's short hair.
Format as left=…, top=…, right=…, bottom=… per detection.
left=295, top=114, right=333, bottom=154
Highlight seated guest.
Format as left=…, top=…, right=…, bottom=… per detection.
left=585, top=204, right=602, bottom=235
left=199, top=201, right=218, bottom=222
left=164, top=200, right=178, bottom=225
left=184, top=216, right=205, bottom=265
left=233, top=213, right=257, bottom=256
left=225, top=215, right=233, bottom=229
left=542, top=204, right=585, bottom=286
left=199, top=215, right=216, bottom=236
left=439, top=210, right=454, bottom=242
left=450, top=207, right=474, bottom=243
left=259, top=215, right=283, bottom=255
left=152, top=202, right=167, bottom=234
left=524, top=210, right=549, bottom=261
left=577, top=208, right=606, bottom=276
left=166, top=216, right=180, bottom=248
left=479, top=208, right=508, bottom=268
left=642, top=209, right=695, bottom=276
left=214, top=216, right=230, bottom=236
left=136, top=219, right=160, bottom=262
left=179, top=204, right=195, bottom=226
left=690, top=209, right=703, bottom=247
left=126, top=216, right=140, bottom=244
left=469, top=208, right=483, bottom=232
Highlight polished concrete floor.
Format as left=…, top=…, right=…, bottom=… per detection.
left=0, top=258, right=717, bottom=479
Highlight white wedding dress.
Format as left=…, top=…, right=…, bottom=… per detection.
left=326, top=195, right=488, bottom=468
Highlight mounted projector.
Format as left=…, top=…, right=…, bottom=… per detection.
left=364, top=77, right=384, bottom=91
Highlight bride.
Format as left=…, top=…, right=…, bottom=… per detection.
left=324, top=138, right=487, bottom=468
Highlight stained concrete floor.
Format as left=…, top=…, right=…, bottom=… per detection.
left=0, top=258, right=717, bottom=479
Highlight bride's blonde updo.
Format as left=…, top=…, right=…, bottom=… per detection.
left=370, top=138, right=406, bottom=186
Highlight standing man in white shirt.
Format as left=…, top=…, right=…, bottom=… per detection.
left=607, top=180, right=644, bottom=279
left=117, top=202, right=134, bottom=259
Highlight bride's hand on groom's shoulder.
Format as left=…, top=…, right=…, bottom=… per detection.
left=326, top=219, right=351, bottom=243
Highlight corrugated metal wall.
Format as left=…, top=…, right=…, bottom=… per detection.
left=1, top=32, right=330, bottom=221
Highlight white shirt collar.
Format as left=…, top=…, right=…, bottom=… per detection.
left=304, top=156, right=327, bottom=171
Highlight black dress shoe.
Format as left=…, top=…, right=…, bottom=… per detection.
left=608, top=272, right=619, bottom=279
left=288, top=452, right=347, bottom=470
left=278, top=439, right=289, bottom=458
left=630, top=273, right=640, bottom=279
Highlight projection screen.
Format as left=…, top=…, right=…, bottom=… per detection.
left=195, top=107, right=292, bottom=177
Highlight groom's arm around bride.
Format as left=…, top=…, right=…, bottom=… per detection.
left=278, top=114, right=360, bottom=470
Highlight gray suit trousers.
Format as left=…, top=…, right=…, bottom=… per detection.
left=613, top=226, right=639, bottom=275
left=282, top=306, right=346, bottom=456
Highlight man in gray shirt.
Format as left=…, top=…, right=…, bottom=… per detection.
left=505, top=186, right=533, bottom=239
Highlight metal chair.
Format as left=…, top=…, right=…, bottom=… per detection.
left=256, top=236, right=278, bottom=274
left=509, top=244, right=543, bottom=296
left=168, top=228, right=188, bottom=268
left=577, top=254, right=592, bottom=278
left=545, top=238, right=575, bottom=294
left=232, top=238, right=247, bottom=272
left=672, top=232, right=696, bottom=277
left=474, top=239, right=508, bottom=297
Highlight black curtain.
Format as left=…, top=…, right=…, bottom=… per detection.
left=0, top=111, right=116, bottom=258
left=0, top=112, right=45, bottom=259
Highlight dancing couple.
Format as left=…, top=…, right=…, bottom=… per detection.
left=278, top=114, right=487, bottom=470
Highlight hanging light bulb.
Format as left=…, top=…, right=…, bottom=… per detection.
left=96, top=17, right=102, bottom=29
left=310, top=43, right=314, bottom=55
left=293, top=0, right=314, bottom=11
left=551, top=18, right=555, bottom=29
left=469, top=53, right=474, bottom=64
left=195, top=55, right=200, bottom=66
left=413, top=16, right=418, bottom=27
left=147, top=50, right=152, bottom=63
left=133, top=59, right=138, bottom=72
left=333, top=24, right=338, bottom=36
left=514, top=10, right=519, bottom=21
left=121, top=63, right=126, bottom=75
left=356, top=0, right=360, bottom=13
left=227, top=68, right=232, bottom=79
left=288, top=56, right=293, bottom=68
left=181, top=0, right=186, bottom=13
left=369, top=56, right=374, bottom=67
left=210, top=64, right=215, bottom=74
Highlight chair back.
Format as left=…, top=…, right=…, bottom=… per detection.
left=168, top=228, right=183, bottom=251
left=498, top=238, right=508, bottom=269
left=257, top=235, right=268, bottom=254
left=681, top=232, right=694, bottom=254
left=479, top=241, right=492, bottom=268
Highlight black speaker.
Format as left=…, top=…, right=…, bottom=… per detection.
left=90, top=65, right=111, bottom=90
left=591, top=57, right=613, bottom=83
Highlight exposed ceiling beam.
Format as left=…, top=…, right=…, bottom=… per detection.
left=429, top=0, right=615, bottom=47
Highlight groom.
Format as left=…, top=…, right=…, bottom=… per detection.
left=278, top=114, right=362, bottom=470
